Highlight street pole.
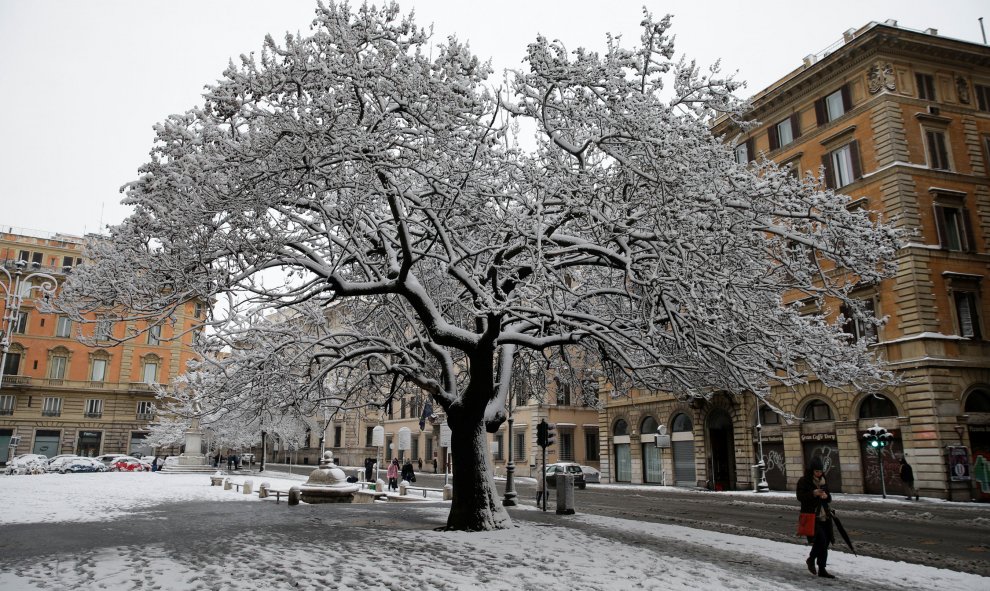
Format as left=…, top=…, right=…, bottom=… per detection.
left=754, top=406, right=770, bottom=493
left=502, top=397, right=517, bottom=507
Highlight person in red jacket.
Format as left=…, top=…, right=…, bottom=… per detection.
left=387, top=458, right=399, bottom=491
left=796, top=456, right=836, bottom=579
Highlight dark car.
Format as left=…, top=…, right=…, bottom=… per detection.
left=544, top=462, right=587, bottom=489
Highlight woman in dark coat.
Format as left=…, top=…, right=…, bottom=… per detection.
left=401, top=459, right=416, bottom=483
left=796, top=456, right=836, bottom=579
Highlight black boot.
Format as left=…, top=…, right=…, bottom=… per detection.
left=818, top=568, right=835, bottom=579
left=806, top=557, right=816, bottom=575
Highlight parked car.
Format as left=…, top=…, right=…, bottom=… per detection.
left=544, top=462, right=587, bottom=489
left=45, top=455, right=84, bottom=473
left=579, top=465, right=601, bottom=484
left=3, top=454, right=49, bottom=475
left=111, top=456, right=151, bottom=472
left=95, top=454, right=129, bottom=467
left=60, top=457, right=106, bottom=473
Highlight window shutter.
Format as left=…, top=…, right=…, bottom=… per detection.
left=814, top=99, right=826, bottom=126
left=961, top=208, right=975, bottom=253
left=957, top=293, right=975, bottom=338
left=768, top=125, right=780, bottom=151
left=821, top=154, right=835, bottom=189
left=933, top=205, right=948, bottom=248
left=746, top=138, right=756, bottom=162
left=790, top=113, right=802, bottom=139
left=841, top=84, right=852, bottom=111
left=849, top=140, right=862, bottom=180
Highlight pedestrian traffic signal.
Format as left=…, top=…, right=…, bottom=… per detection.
left=537, top=420, right=548, bottom=448
left=546, top=423, right=556, bottom=447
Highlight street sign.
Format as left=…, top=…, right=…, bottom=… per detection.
left=371, top=426, right=384, bottom=447
left=655, top=434, right=671, bottom=448
left=439, top=423, right=452, bottom=448
left=397, top=427, right=411, bottom=450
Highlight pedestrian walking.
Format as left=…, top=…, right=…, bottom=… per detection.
left=364, top=458, right=375, bottom=482
left=900, top=457, right=919, bottom=500
left=432, top=457, right=437, bottom=473
left=418, top=458, right=423, bottom=471
left=796, top=457, right=836, bottom=579
left=387, top=458, right=399, bottom=491
left=401, top=459, right=416, bottom=483
left=227, top=454, right=234, bottom=470
left=151, top=456, right=159, bottom=472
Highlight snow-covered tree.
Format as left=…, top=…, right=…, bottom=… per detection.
left=57, top=2, right=901, bottom=530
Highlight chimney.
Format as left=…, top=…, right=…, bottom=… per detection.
left=884, top=19, right=898, bottom=27
left=924, top=27, right=938, bottom=36
left=843, top=28, right=857, bottom=42
left=803, top=54, right=817, bottom=67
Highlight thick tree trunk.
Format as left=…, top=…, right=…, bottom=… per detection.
left=443, top=349, right=511, bottom=531
left=445, top=415, right=512, bottom=531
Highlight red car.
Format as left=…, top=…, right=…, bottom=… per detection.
left=111, top=456, right=151, bottom=472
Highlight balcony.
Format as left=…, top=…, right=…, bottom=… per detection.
left=0, top=375, right=30, bottom=388
left=0, top=408, right=13, bottom=416
left=84, top=412, right=103, bottom=419
left=135, top=413, right=155, bottom=421
left=0, top=376, right=165, bottom=392
left=41, top=410, right=61, bottom=417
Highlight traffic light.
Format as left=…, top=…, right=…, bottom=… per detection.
left=546, top=423, right=556, bottom=447
left=537, top=420, right=548, bottom=448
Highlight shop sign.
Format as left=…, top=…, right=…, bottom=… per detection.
left=947, top=445, right=971, bottom=482
left=800, top=433, right=836, bottom=442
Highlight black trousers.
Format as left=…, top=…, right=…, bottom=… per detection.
left=809, top=520, right=830, bottom=568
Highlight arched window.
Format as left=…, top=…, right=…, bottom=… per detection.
left=859, top=394, right=897, bottom=418
left=672, top=413, right=693, bottom=432
left=802, top=400, right=833, bottom=422
left=613, top=419, right=628, bottom=436
left=641, top=416, right=659, bottom=434
left=964, top=388, right=990, bottom=413
left=756, top=405, right=780, bottom=425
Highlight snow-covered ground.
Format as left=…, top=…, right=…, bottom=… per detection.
left=1, top=471, right=987, bottom=590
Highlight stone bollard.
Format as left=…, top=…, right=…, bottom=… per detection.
left=443, top=484, right=453, bottom=501
left=210, top=474, right=224, bottom=487
left=288, top=486, right=301, bottom=506
left=399, top=480, right=408, bottom=496
left=376, top=478, right=386, bottom=493
left=243, top=479, right=253, bottom=495
left=555, top=474, right=576, bottom=515
left=258, top=482, right=270, bottom=499
left=223, top=478, right=232, bottom=491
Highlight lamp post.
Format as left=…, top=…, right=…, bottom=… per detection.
left=1, top=260, right=59, bottom=390
left=863, top=423, right=893, bottom=498
left=502, top=394, right=517, bottom=507
left=754, top=405, right=770, bottom=493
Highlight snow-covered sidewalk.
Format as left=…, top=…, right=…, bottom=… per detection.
left=0, top=472, right=986, bottom=590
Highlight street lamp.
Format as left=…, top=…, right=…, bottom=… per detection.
left=502, top=393, right=517, bottom=507
left=754, top=407, right=770, bottom=493
left=1, top=260, right=59, bottom=390
left=863, top=423, right=893, bottom=499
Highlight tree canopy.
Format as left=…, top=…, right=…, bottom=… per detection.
left=58, top=2, right=901, bottom=530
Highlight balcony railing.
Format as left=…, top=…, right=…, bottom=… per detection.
left=135, top=413, right=155, bottom=421
left=84, top=412, right=103, bottom=418
left=0, top=376, right=165, bottom=393
left=41, top=410, right=61, bottom=417
left=0, top=375, right=31, bottom=387
left=0, top=408, right=13, bottom=416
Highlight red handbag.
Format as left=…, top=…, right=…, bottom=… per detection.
left=797, top=512, right=816, bottom=536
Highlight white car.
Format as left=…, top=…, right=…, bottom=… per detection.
left=4, top=454, right=49, bottom=475
left=45, top=455, right=85, bottom=473
left=579, top=465, right=601, bottom=484
left=59, top=457, right=108, bottom=473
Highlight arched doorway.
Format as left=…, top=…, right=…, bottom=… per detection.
left=858, top=394, right=902, bottom=496
left=613, top=419, right=631, bottom=482
left=707, top=409, right=736, bottom=490
left=640, top=416, right=662, bottom=483
left=801, top=399, right=843, bottom=492
left=671, top=413, right=696, bottom=487
left=964, top=387, right=990, bottom=502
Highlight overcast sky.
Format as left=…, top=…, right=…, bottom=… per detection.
left=0, top=0, right=985, bottom=237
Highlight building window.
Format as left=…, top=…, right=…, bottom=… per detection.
left=90, top=357, right=108, bottom=382
left=559, top=431, right=574, bottom=461
left=769, top=114, right=800, bottom=151
left=672, top=413, right=693, bottom=432
left=141, top=360, right=158, bottom=384
left=859, top=394, right=897, bottom=418
left=954, top=291, right=982, bottom=339
left=933, top=197, right=973, bottom=252
left=924, top=129, right=951, bottom=171
left=42, top=397, right=62, bottom=417
left=0, top=394, right=14, bottom=415
left=2, top=351, right=21, bottom=375
left=194, top=302, right=204, bottom=319
left=400, top=398, right=406, bottom=419
left=557, top=381, right=571, bottom=406
left=85, top=399, right=104, bottom=418
left=147, top=324, right=161, bottom=346
left=822, top=142, right=861, bottom=189
left=366, top=426, right=374, bottom=447
left=613, top=419, right=629, bottom=436
left=734, top=138, right=755, bottom=165
left=816, top=85, right=851, bottom=125
left=512, top=431, right=525, bottom=461
left=96, top=316, right=113, bottom=341
left=802, top=400, right=833, bottom=422
left=136, top=400, right=155, bottom=420
left=49, top=355, right=68, bottom=380
left=841, top=297, right=879, bottom=343
left=916, top=73, right=936, bottom=100
left=55, top=316, right=72, bottom=338
left=585, top=431, right=599, bottom=461
left=13, top=312, right=28, bottom=334
left=976, top=85, right=990, bottom=112
left=757, top=405, right=780, bottom=425
left=641, top=416, right=659, bottom=435
left=333, top=425, right=342, bottom=447
left=493, top=433, right=504, bottom=461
